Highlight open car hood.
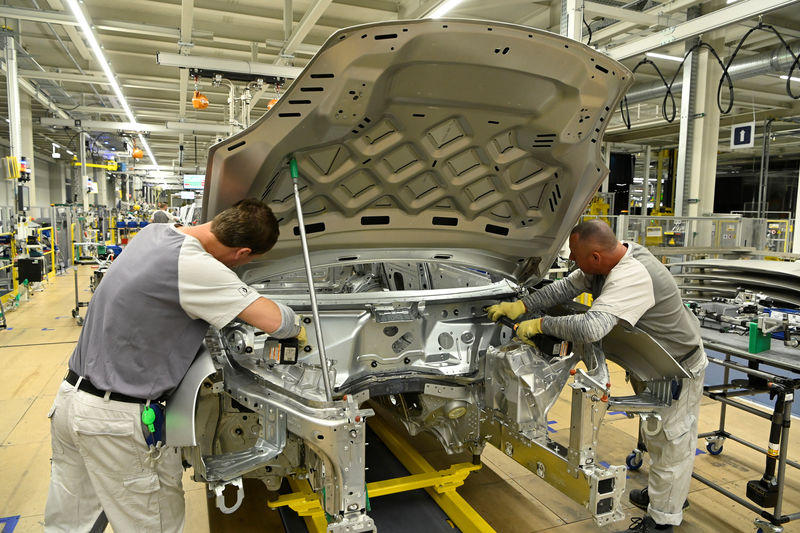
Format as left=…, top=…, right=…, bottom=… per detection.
left=203, top=19, right=632, bottom=285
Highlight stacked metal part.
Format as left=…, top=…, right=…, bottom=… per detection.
left=674, top=259, right=800, bottom=308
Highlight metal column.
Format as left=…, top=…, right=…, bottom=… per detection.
left=687, top=44, right=723, bottom=218
left=4, top=35, right=21, bottom=164
left=793, top=164, right=800, bottom=253
left=674, top=49, right=697, bottom=218
left=78, top=131, right=89, bottom=210
left=642, top=146, right=651, bottom=215
left=757, top=119, right=773, bottom=218
left=560, top=0, right=582, bottom=41
left=5, top=34, right=21, bottom=219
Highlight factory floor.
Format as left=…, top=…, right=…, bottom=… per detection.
left=0, top=266, right=798, bottom=533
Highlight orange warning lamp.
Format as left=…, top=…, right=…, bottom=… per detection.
left=132, top=148, right=144, bottom=159
left=267, top=98, right=278, bottom=110
left=192, top=90, right=209, bottom=110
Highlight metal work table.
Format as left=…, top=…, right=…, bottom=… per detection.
left=696, top=326, right=800, bottom=533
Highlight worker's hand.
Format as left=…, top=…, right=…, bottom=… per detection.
left=516, top=318, right=543, bottom=345
left=486, top=300, right=527, bottom=322
left=296, top=325, right=307, bottom=349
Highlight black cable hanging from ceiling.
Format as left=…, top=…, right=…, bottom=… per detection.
left=620, top=22, right=799, bottom=130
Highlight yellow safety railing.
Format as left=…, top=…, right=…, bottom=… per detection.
left=36, top=226, right=57, bottom=281
left=71, top=159, right=118, bottom=171
left=0, top=231, right=18, bottom=306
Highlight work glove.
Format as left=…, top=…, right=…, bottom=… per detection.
left=296, top=325, right=307, bottom=349
left=486, top=300, right=527, bottom=322
left=516, top=318, right=543, bottom=346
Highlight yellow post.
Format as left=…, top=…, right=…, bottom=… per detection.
left=70, top=223, right=75, bottom=265
left=0, top=232, right=18, bottom=306
left=37, top=226, right=57, bottom=280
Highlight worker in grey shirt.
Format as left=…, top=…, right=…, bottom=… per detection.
left=488, top=219, right=707, bottom=533
left=151, top=201, right=179, bottom=224
left=45, top=199, right=305, bottom=533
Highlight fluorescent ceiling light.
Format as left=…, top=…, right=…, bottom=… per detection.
left=780, top=75, right=800, bottom=83
left=726, top=0, right=739, bottom=4
left=65, top=0, right=160, bottom=171
left=429, top=0, right=465, bottom=18
left=646, top=52, right=683, bottom=62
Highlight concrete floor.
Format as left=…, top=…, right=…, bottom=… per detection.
left=1, top=266, right=798, bottom=532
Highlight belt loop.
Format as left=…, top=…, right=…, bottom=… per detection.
left=74, top=376, right=83, bottom=391
left=103, top=391, right=111, bottom=403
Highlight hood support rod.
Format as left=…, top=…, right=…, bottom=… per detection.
left=289, top=157, right=333, bottom=402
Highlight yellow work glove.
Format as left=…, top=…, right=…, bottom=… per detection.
left=486, top=300, right=527, bottom=322
left=516, top=318, right=543, bottom=345
left=296, top=325, right=307, bottom=349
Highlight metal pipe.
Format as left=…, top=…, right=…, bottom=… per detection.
left=79, top=131, right=89, bottom=210
left=773, top=394, right=793, bottom=519
left=289, top=158, right=332, bottom=402
left=725, top=433, right=800, bottom=470
left=692, top=471, right=773, bottom=519
left=30, top=0, right=107, bottom=110
left=707, top=355, right=787, bottom=383
left=624, top=43, right=800, bottom=105
left=703, top=394, right=774, bottom=420
left=758, top=119, right=773, bottom=218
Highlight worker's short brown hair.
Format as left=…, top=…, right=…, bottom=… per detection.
left=211, top=198, right=279, bottom=255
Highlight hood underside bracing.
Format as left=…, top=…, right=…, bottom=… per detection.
left=203, top=19, right=632, bottom=286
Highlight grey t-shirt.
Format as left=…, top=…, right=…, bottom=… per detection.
left=152, top=210, right=171, bottom=223
left=566, top=242, right=706, bottom=374
left=69, top=224, right=260, bottom=399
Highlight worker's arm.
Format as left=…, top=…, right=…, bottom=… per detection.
left=539, top=310, right=618, bottom=343
left=237, top=297, right=301, bottom=338
left=487, top=272, right=589, bottom=322
left=521, top=271, right=589, bottom=313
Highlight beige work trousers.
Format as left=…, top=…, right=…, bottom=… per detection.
left=45, top=380, right=185, bottom=533
left=643, top=366, right=706, bottom=526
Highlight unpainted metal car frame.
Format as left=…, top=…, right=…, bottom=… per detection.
left=164, top=18, right=689, bottom=532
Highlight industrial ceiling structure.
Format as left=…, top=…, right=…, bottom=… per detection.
left=0, top=0, right=798, bottom=187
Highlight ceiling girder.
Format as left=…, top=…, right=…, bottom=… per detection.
left=605, top=0, right=800, bottom=60
left=41, top=117, right=231, bottom=134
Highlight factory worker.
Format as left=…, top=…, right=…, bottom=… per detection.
left=45, top=198, right=306, bottom=533
left=151, top=201, right=179, bottom=223
left=487, top=219, right=707, bottom=533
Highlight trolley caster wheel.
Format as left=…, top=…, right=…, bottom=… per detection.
left=706, top=441, right=723, bottom=456
left=626, top=450, right=643, bottom=470
left=705, top=436, right=725, bottom=456
left=76, top=316, right=84, bottom=326
left=71, top=309, right=78, bottom=318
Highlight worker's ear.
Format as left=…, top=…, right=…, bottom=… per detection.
left=233, top=247, right=253, bottom=261
left=591, top=251, right=602, bottom=263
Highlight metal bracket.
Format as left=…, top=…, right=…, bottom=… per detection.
left=204, top=435, right=286, bottom=482
left=370, top=301, right=426, bottom=322
left=210, top=477, right=244, bottom=514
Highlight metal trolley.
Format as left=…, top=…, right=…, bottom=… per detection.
left=696, top=330, right=800, bottom=533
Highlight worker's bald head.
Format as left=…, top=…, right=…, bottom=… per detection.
left=567, top=219, right=624, bottom=276
left=570, top=219, right=617, bottom=252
